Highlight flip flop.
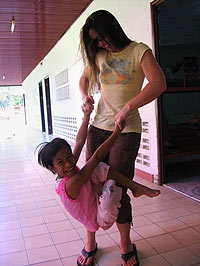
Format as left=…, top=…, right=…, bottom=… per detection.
left=121, top=243, right=139, bottom=266
left=77, top=243, right=98, bottom=266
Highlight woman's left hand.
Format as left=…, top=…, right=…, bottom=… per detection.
left=115, top=105, right=129, bottom=129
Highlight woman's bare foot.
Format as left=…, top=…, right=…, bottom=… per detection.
left=121, top=243, right=139, bottom=266
left=121, top=255, right=137, bottom=266
left=132, top=184, right=160, bottom=198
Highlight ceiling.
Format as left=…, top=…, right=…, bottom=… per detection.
left=0, top=0, right=93, bottom=86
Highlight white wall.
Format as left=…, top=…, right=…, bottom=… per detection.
left=23, top=0, right=159, bottom=178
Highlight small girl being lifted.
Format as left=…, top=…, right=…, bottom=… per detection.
left=36, top=110, right=160, bottom=266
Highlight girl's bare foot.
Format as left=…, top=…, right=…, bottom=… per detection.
left=133, top=184, right=160, bottom=198
left=77, top=242, right=97, bottom=266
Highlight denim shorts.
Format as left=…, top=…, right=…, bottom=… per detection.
left=86, top=125, right=141, bottom=224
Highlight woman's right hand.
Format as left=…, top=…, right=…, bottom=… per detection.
left=81, top=95, right=95, bottom=114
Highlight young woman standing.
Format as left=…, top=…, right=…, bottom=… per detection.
left=79, top=10, right=166, bottom=266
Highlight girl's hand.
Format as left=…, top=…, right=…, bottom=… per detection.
left=81, top=95, right=94, bottom=114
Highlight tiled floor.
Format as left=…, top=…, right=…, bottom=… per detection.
left=0, top=125, right=200, bottom=266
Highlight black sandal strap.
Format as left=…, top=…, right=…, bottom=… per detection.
left=81, top=243, right=98, bottom=260
left=121, top=243, right=139, bottom=265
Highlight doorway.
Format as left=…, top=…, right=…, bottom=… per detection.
left=152, top=0, right=200, bottom=200
left=38, top=81, right=46, bottom=132
left=44, top=77, right=53, bottom=135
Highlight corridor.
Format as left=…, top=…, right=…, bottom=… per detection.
left=0, top=125, right=200, bottom=266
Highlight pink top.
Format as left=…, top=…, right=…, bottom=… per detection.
left=55, top=163, right=110, bottom=232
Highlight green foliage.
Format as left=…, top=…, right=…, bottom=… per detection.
left=0, top=87, right=23, bottom=109
left=13, top=95, right=24, bottom=106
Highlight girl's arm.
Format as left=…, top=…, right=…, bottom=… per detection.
left=66, top=124, right=123, bottom=199
left=73, top=112, right=90, bottom=164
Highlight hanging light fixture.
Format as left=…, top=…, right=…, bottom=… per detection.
left=11, top=16, right=15, bottom=33
left=2, top=74, right=6, bottom=80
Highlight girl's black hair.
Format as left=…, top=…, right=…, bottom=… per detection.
left=36, top=138, right=72, bottom=170
left=80, top=10, right=132, bottom=87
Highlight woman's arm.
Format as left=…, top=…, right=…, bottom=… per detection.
left=79, top=66, right=94, bottom=113
left=115, top=50, right=167, bottom=128
left=73, top=112, right=90, bottom=164
left=79, top=66, right=90, bottom=98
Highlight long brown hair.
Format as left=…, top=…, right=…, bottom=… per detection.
left=80, top=10, right=131, bottom=88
